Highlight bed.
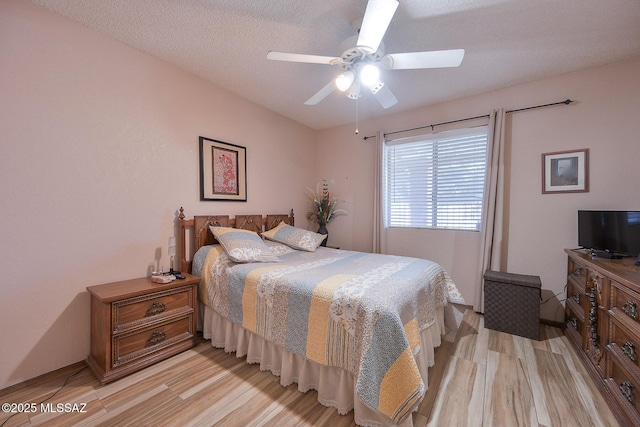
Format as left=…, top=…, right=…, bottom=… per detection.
left=176, top=207, right=465, bottom=427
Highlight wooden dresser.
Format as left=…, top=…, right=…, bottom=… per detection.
left=86, top=274, right=199, bottom=384
left=564, top=249, right=640, bottom=426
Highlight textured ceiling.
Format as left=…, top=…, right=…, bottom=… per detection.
left=33, top=0, right=640, bottom=130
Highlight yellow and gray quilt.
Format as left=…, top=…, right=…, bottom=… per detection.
left=196, top=244, right=463, bottom=424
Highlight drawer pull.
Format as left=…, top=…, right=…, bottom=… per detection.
left=146, top=301, right=166, bottom=317
left=146, top=330, right=166, bottom=346
left=622, top=301, right=638, bottom=320
left=571, top=293, right=580, bottom=304
left=619, top=381, right=634, bottom=404
left=568, top=317, right=578, bottom=330
left=621, top=341, right=637, bottom=362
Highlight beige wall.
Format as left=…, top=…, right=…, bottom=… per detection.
left=317, top=58, right=640, bottom=322
left=0, top=0, right=317, bottom=389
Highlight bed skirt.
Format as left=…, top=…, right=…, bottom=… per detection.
left=199, top=302, right=464, bottom=427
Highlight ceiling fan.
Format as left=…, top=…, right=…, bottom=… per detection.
left=266, top=0, right=465, bottom=109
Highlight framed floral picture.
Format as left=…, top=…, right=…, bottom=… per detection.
left=541, top=148, right=589, bottom=194
left=199, top=136, right=247, bottom=201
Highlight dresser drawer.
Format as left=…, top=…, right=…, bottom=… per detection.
left=565, top=307, right=585, bottom=346
left=568, top=261, right=587, bottom=288
left=566, top=283, right=588, bottom=315
left=606, top=347, right=640, bottom=419
left=113, top=285, right=195, bottom=331
left=611, top=280, right=640, bottom=330
left=610, top=313, right=640, bottom=370
left=113, top=315, right=194, bottom=368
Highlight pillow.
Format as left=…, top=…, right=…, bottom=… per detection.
left=209, top=226, right=280, bottom=263
left=262, top=221, right=327, bottom=252
left=264, top=240, right=297, bottom=256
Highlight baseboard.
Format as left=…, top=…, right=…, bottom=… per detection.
left=0, top=360, right=87, bottom=395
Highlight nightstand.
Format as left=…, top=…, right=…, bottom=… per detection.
left=86, top=274, right=199, bottom=384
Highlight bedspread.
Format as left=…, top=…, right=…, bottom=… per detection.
left=200, top=245, right=463, bottom=424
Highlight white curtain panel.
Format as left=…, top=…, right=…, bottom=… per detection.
left=477, top=109, right=507, bottom=312
left=372, top=130, right=387, bottom=254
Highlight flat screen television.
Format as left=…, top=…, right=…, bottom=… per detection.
left=578, top=210, right=640, bottom=258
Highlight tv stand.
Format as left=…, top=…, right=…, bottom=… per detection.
left=564, top=249, right=640, bottom=427
left=590, top=250, right=623, bottom=259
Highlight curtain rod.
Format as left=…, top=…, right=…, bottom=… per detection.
left=362, top=98, right=574, bottom=141
left=506, top=98, right=573, bottom=114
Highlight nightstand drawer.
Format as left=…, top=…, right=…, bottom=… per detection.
left=113, top=315, right=194, bottom=368
left=113, top=285, right=195, bottom=332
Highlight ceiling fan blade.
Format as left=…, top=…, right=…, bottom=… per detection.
left=267, top=51, right=338, bottom=65
left=304, top=79, right=337, bottom=105
left=371, top=82, right=398, bottom=109
left=381, top=49, right=465, bottom=70
left=357, top=0, right=399, bottom=54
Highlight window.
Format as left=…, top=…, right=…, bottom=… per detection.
left=384, top=126, right=488, bottom=231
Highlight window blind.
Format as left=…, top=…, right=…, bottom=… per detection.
left=384, top=126, right=488, bottom=231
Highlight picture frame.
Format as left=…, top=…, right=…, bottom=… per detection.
left=541, top=148, right=589, bottom=194
left=199, top=136, right=247, bottom=201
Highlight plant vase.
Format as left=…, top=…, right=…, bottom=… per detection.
left=317, top=223, right=328, bottom=246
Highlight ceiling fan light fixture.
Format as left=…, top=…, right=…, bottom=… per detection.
left=335, top=70, right=355, bottom=91
left=360, top=64, right=380, bottom=87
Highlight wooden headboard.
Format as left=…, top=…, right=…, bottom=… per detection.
left=176, top=207, right=294, bottom=274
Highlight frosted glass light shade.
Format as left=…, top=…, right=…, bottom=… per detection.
left=335, top=70, right=355, bottom=91
left=360, top=64, right=380, bottom=87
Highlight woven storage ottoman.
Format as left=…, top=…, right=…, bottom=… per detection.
left=484, top=270, right=541, bottom=340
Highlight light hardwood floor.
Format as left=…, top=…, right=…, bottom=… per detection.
left=0, top=310, right=620, bottom=427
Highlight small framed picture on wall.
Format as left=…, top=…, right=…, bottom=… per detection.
left=541, top=148, right=589, bottom=194
left=199, top=136, right=247, bottom=201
